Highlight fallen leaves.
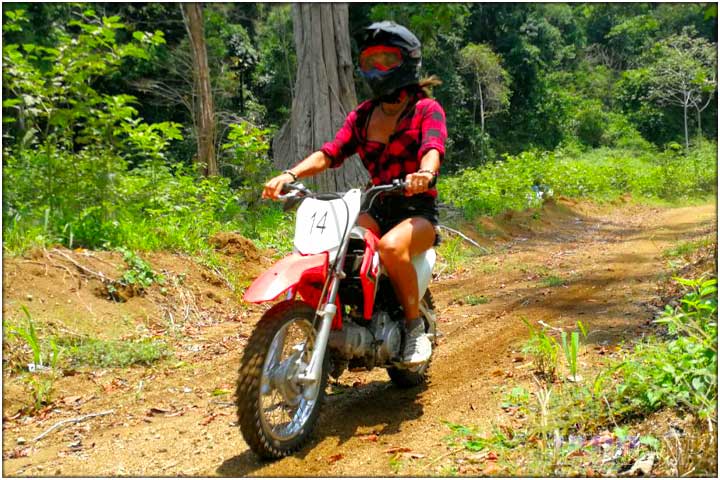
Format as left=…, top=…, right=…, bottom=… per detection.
left=383, top=446, right=412, bottom=454
left=4, top=446, right=31, bottom=459
left=146, top=406, right=186, bottom=418
left=359, top=433, right=379, bottom=442
left=327, top=453, right=344, bottom=464
left=199, top=413, right=217, bottom=426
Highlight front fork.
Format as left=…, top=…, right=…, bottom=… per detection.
left=296, top=274, right=341, bottom=399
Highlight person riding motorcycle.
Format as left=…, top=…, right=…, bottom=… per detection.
left=263, top=21, right=447, bottom=366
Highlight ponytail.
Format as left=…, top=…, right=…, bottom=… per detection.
left=418, top=75, right=442, bottom=97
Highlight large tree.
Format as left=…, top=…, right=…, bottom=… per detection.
left=273, top=3, right=368, bottom=192
left=459, top=43, right=511, bottom=136
left=648, top=29, right=717, bottom=148
left=181, top=3, right=218, bottom=176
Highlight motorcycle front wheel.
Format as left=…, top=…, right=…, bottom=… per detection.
left=236, top=300, right=328, bottom=459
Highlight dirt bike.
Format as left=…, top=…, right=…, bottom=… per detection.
left=236, top=180, right=438, bottom=459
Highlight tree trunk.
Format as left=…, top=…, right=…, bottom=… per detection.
left=478, top=79, right=485, bottom=136
left=273, top=3, right=369, bottom=192
left=181, top=3, right=218, bottom=176
left=683, top=99, right=689, bottom=150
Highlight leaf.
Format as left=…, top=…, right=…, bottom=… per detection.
left=2, top=98, right=22, bottom=108
left=384, top=447, right=412, bottom=454
left=639, top=435, right=660, bottom=451
left=62, top=395, right=83, bottom=405
left=200, top=413, right=217, bottom=426
left=147, top=407, right=171, bottom=416
left=212, top=388, right=231, bottom=396
left=482, top=462, right=501, bottom=476
left=327, top=453, right=344, bottom=464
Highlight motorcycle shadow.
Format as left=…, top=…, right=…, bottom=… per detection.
left=217, top=378, right=427, bottom=475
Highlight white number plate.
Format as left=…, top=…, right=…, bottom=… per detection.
left=293, top=190, right=361, bottom=258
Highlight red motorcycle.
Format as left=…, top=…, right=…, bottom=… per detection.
left=236, top=181, right=438, bottom=459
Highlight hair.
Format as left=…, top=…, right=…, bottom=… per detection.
left=418, top=75, right=442, bottom=97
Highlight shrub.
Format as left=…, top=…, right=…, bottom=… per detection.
left=439, top=143, right=716, bottom=219
left=615, top=277, right=717, bottom=420
left=575, top=104, right=607, bottom=148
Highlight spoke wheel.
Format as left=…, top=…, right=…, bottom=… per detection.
left=237, top=301, right=328, bottom=459
left=387, top=290, right=437, bottom=388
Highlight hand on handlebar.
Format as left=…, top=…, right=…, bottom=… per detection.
left=262, top=172, right=295, bottom=200
left=404, top=171, right=435, bottom=196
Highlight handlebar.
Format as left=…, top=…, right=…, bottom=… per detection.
left=277, top=178, right=422, bottom=211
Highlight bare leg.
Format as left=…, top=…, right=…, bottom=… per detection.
left=377, top=217, right=436, bottom=323
left=357, top=212, right=381, bottom=237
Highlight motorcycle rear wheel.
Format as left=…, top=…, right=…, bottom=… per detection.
left=387, top=290, right=437, bottom=388
left=236, top=300, right=328, bottom=459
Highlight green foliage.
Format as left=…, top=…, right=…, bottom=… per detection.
left=465, top=294, right=489, bottom=306
left=4, top=306, right=63, bottom=411
left=616, top=277, right=717, bottom=419
left=59, top=337, right=170, bottom=368
left=541, top=275, right=567, bottom=288
left=105, top=248, right=164, bottom=299
left=436, top=236, right=481, bottom=274
left=663, top=237, right=713, bottom=258
left=220, top=122, right=273, bottom=205
left=252, top=4, right=295, bottom=127
left=440, top=144, right=716, bottom=220
left=560, top=322, right=586, bottom=381
left=522, top=319, right=560, bottom=380
left=443, top=421, right=520, bottom=452
left=646, top=28, right=717, bottom=147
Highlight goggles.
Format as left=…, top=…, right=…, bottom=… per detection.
left=359, top=45, right=403, bottom=72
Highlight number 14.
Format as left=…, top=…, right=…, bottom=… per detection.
left=309, top=211, right=328, bottom=235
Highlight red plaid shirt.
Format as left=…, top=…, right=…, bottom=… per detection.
left=320, top=89, right=447, bottom=197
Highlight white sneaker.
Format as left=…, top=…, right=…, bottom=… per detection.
left=402, top=322, right=432, bottom=366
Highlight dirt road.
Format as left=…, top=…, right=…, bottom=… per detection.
left=2, top=200, right=716, bottom=476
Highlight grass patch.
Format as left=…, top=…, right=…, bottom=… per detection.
left=437, top=237, right=481, bottom=274
left=58, top=337, right=171, bottom=368
left=540, top=275, right=566, bottom=287
left=465, top=294, right=490, bottom=305
left=663, top=237, right=713, bottom=258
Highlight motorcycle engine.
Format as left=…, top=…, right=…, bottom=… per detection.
left=328, top=310, right=402, bottom=368
left=370, top=311, right=402, bottom=366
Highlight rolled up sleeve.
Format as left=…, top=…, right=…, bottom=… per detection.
left=418, top=100, right=447, bottom=163
left=320, top=110, right=360, bottom=168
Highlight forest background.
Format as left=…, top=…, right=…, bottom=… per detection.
left=2, top=2, right=717, bottom=256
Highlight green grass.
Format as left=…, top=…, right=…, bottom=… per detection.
left=439, top=143, right=717, bottom=220
left=437, top=236, right=482, bottom=274
left=465, top=294, right=490, bottom=305
left=663, top=237, right=713, bottom=258
left=540, top=275, right=567, bottom=287
left=58, top=337, right=171, bottom=368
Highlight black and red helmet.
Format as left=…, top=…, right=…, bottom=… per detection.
left=359, top=21, right=422, bottom=101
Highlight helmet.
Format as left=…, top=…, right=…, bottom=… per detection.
left=359, top=21, right=422, bottom=101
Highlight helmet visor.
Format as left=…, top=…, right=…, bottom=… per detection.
left=359, top=45, right=403, bottom=72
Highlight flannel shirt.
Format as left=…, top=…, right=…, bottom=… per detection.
left=320, top=88, right=447, bottom=198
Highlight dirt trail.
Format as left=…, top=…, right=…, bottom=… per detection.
left=2, top=200, right=716, bottom=477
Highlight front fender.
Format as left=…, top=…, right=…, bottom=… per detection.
left=243, top=252, right=328, bottom=303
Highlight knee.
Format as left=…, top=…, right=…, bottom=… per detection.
left=378, top=235, right=408, bottom=264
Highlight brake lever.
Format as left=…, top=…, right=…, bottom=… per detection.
left=282, top=195, right=303, bottom=212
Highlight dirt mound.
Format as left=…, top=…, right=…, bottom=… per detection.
left=208, top=232, right=259, bottom=259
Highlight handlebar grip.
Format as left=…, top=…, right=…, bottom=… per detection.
left=280, top=182, right=293, bottom=194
